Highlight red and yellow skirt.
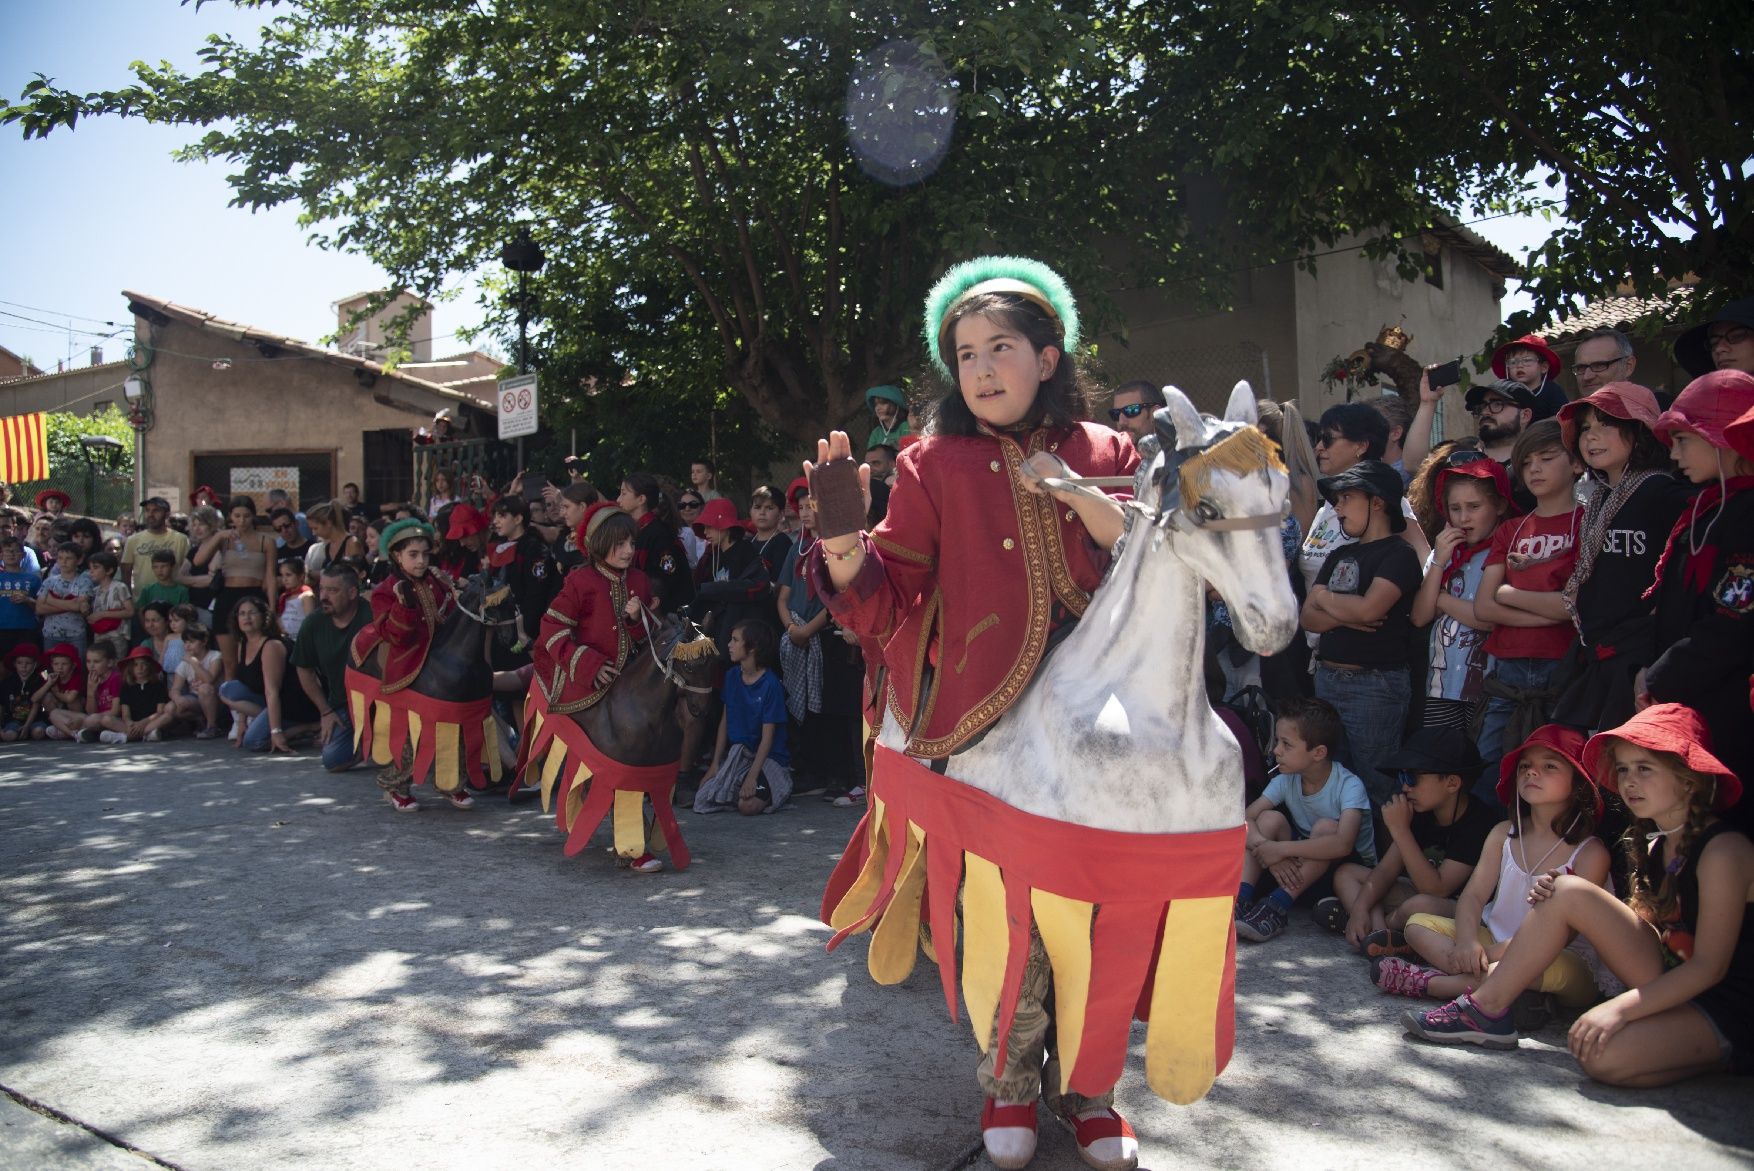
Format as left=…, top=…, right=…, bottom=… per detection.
left=345, top=668, right=501, bottom=792
left=823, top=745, right=1243, bottom=1105
left=515, top=686, right=691, bottom=868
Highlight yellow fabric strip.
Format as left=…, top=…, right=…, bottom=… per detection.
left=960, top=851, right=1007, bottom=1055
left=432, top=720, right=459, bottom=792
left=1032, top=889, right=1095, bottom=1093
left=867, top=821, right=927, bottom=985
left=562, top=762, right=591, bottom=831
left=827, top=795, right=892, bottom=932
left=1145, top=896, right=1230, bottom=1104
left=349, top=690, right=368, bottom=750
left=484, top=717, right=503, bottom=782
left=612, top=790, right=648, bottom=858
left=539, top=740, right=568, bottom=810
left=371, top=702, right=392, bottom=765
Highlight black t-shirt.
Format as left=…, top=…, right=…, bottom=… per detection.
left=120, top=678, right=171, bottom=719
left=1313, top=536, right=1423, bottom=669
left=1, top=671, right=34, bottom=724
left=1412, top=796, right=1500, bottom=870
left=1575, top=473, right=1692, bottom=644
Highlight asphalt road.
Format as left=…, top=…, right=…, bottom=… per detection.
left=2, top=741, right=1748, bottom=1170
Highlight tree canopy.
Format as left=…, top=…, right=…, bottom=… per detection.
left=8, top=0, right=1747, bottom=450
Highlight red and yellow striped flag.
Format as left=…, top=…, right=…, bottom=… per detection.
left=0, top=412, right=50, bottom=482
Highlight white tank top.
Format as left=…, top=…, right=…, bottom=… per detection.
left=1482, top=835, right=1591, bottom=943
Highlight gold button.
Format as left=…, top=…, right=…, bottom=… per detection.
left=1049, top=442, right=1059, bottom=452
left=990, top=460, right=1001, bottom=472
left=1065, top=510, right=1076, bottom=522
left=1002, top=538, right=1015, bottom=550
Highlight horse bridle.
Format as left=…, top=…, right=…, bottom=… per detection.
left=1027, top=422, right=1287, bottom=535
left=636, top=606, right=716, bottom=695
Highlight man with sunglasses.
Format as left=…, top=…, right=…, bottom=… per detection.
left=1406, top=374, right=1539, bottom=512
left=1107, top=379, right=1166, bottom=446
left=269, top=508, right=313, bottom=562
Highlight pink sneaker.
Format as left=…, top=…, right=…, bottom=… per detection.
left=1372, top=956, right=1441, bottom=998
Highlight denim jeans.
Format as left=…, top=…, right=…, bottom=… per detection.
left=217, top=680, right=271, bottom=751
left=1315, top=663, right=1411, bottom=807
left=1474, top=656, right=1561, bottom=808
left=321, top=712, right=359, bottom=771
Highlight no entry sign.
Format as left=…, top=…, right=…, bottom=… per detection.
left=498, top=373, right=539, bottom=440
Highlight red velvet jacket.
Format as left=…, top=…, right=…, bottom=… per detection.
left=535, top=563, right=654, bottom=714
left=353, top=570, right=456, bottom=694
left=810, top=422, right=1138, bottom=757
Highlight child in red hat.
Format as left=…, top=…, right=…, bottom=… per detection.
left=28, top=642, right=82, bottom=739
left=97, top=646, right=175, bottom=743
left=1405, top=704, right=1753, bottom=1084
left=1, top=642, right=42, bottom=741
left=1412, top=451, right=1517, bottom=732
left=1640, top=369, right=1754, bottom=838
left=1379, top=725, right=1611, bottom=1011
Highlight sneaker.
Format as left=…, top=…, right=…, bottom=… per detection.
left=75, top=728, right=98, bottom=743
left=195, top=725, right=220, bottom=740
left=1403, top=994, right=1518, bottom=1049
left=980, top=1098, right=1038, bottom=1171
left=45, top=726, right=70, bottom=740
left=832, top=786, right=866, bottom=808
left=1511, top=990, right=1556, bottom=1034
left=1061, top=1105, right=1139, bottom=1171
left=1372, top=956, right=1440, bottom=997
left=385, top=790, right=419, bottom=813
left=629, top=853, right=664, bottom=874
left=229, top=713, right=244, bottom=742
left=145, top=729, right=162, bottom=742
left=445, top=789, right=475, bottom=810
left=1313, top=896, right=1347, bottom=934
left=1363, top=928, right=1414, bottom=960
left=1235, top=900, right=1287, bottom=942
left=98, top=731, right=128, bottom=744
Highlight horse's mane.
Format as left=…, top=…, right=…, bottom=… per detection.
left=1177, top=425, right=1284, bottom=513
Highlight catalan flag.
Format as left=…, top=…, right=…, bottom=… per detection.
left=0, top=412, right=49, bottom=483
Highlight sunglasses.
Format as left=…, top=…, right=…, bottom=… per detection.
left=1439, top=448, right=1496, bottom=469
left=1315, top=431, right=1350, bottom=447
left=678, top=500, right=703, bottom=510
left=1397, top=770, right=1422, bottom=789
left=1108, top=403, right=1150, bottom=421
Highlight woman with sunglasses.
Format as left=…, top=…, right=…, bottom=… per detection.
left=675, top=491, right=708, bottom=569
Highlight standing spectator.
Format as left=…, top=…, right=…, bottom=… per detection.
left=196, top=497, right=279, bottom=681
left=276, top=557, right=314, bottom=638
left=189, top=485, right=222, bottom=511
left=619, top=472, right=694, bottom=615
left=34, top=488, right=70, bottom=521
left=692, top=497, right=774, bottom=656
left=176, top=506, right=224, bottom=627
left=865, top=384, right=915, bottom=451
left=0, top=534, right=41, bottom=659
left=1489, top=333, right=1569, bottom=418
left=266, top=488, right=312, bottom=542
left=119, top=496, right=190, bottom=589
left=36, top=543, right=93, bottom=657
left=292, top=563, right=371, bottom=772
left=1299, top=403, right=1429, bottom=601
left=1551, top=385, right=1691, bottom=736
left=776, top=492, right=865, bottom=798
left=1301, top=461, right=1426, bottom=805
left=1405, top=373, right=1539, bottom=513
left=0, top=508, right=42, bottom=573
left=425, top=468, right=460, bottom=519
left=1673, top=297, right=1754, bottom=379
left=434, top=502, right=486, bottom=580
left=85, top=551, right=134, bottom=660
left=269, top=509, right=312, bottom=561
left=1368, top=394, right=1415, bottom=484
left=304, top=500, right=363, bottom=583
left=24, top=513, right=54, bottom=567
left=217, top=595, right=311, bottom=753
left=67, top=518, right=102, bottom=570
left=114, top=512, right=137, bottom=541
left=689, top=458, right=723, bottom=503
left=543, top=481, right=600, bottom=572
left=1106, top=379, right=1165, bottom=447
left=136, top=549, right=190, bottom=613
left=486, top=496, right=559, bottom=666
left=1571, top=328, right=1639, bottom=398
left=744, top=484, right=795, bottom=604
left=674, top=490, right=708, bottom=568
left=339, top=482, right=372, bottom=521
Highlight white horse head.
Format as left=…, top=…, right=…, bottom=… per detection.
left=1140, top=381, right=1299, bottom=655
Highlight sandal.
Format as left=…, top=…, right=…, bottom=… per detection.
left=1061, top=1106, right=1138, bottom=1171
left=980, top=1098, right=1037, bottom=1170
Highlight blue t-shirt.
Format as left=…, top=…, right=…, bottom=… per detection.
left=0, top=565, right=41, bottom=630
left=1261, top=763, right=1377, bottom=864
left=1425, top=544, right=1494, bottom=703
left=777, top=543, right=825, bottom=623
left=723, top=666, right=789, bottom=766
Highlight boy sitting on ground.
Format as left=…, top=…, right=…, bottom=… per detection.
left=1324, top=727, right=1501, bottom=956
left=1237, top=698, right=1377, bottom=942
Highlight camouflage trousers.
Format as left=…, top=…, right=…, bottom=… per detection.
left=975, top=926, right=1115, bottom=1115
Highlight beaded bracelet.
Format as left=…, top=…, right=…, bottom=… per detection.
left=825, top=543, right=864, bottom=562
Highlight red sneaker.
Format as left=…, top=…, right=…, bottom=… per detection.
left=445, top=789, right=475, bottom=810
left=980, top=1097, right=1037, bottom=1170
left=385, top=791, right=419, bottom=813
left=629, top=853, right=664, bottom=874
left=1061, top=1106, right=1138, bottom=1171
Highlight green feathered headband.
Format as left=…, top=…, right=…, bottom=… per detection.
left=381, top=517, right=437, bottom=555
left=922, top=255, right=1081, bottom=380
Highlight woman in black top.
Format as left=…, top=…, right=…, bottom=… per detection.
left=216, top=595, right=316, bottom=753
left=619, top=472, right=694, bottom=615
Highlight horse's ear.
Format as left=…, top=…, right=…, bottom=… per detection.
left=1160, top=385, right=1207, bottom=451
left=1224, top=381, right=1257, bottom=425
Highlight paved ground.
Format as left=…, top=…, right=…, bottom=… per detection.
left=1, top=740, right=1749, bottom=1171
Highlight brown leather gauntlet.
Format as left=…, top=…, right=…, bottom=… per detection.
left=810, top=457, right=867, bottom=540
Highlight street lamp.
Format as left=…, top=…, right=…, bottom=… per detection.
left=78, top=433, right=125, bottom=516
left=500, top=226, right=546, bottom=376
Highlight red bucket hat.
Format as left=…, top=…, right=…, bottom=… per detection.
left=691, top=497, right=746, bottom=538
left=444, top=502, right=486, bottom=541
left=1653, top=369, right=1754, bottom=450
left=1556, top=382, right=1663, bottom=456
left=1433, top=450, right=1521, bottom=518
left=189, top=485, right=220, bottom=507
left=786, top=476, right=810, bottom=515
left=1584, top=703, right=1742, bottom=813
left=34, top=488, right=70, bottom=511
left=1725, top=403, right=1754, bottom=468
left=1491, top=333, right=1563, bottom=381
left=1497, top=724, right=1601, bottom=816
left=118, top=645, right=162, bottom=673
left=4, top=641, right=42, bottom=665
left=44, top=642, right=81, bottom=664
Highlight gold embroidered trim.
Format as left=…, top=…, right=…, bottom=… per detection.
left=955, top=613, right=1001, bottom=674
left=382, top=577, right=444, bottom=694
left=1030, top=428, right=1091, bottom=618
left=874, top=534, right=935, bottom=567
left=887, top=588, right=941, bottom=736
left=543, top=607, right=578, bottom=627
